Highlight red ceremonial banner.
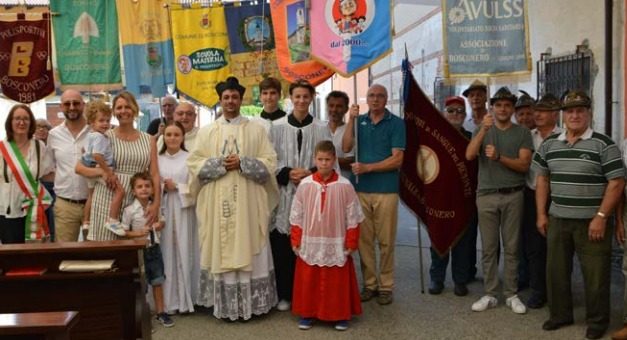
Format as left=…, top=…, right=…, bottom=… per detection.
left=269, top=0, right=334, bottom=85
left=400, top=59, right=477, bottom=256
left=0, top=13, right=54, bottom=103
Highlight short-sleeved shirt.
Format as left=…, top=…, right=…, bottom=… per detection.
left=122, top=198, right=162, bottom=245
left=329, top=123, right=354, bottom=179
left=526, top=126, right=562, bottom=189
left=352, top=110, right=406, bottom=193
left=473, top=123, right=533, bottom=192
left=532, top=128, right=625, bottom=219
left=81, top=131, right=114, bottom=168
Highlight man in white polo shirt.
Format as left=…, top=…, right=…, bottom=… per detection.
left=47, top=89, right=90, bottom=242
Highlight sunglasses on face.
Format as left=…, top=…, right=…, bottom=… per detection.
left=446, top=108, right=466, bottom=114
left=62, top=101, right=82, bottom=108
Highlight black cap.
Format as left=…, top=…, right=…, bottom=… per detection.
left=561, top=90, right=591, bottom=110
left=216, top=76, right=246, bottom=98
left=534, top=93, right=561, bottom=111
left=490, top=87, right=517, bottom=105
left=515, top=90, right=535, bottom=109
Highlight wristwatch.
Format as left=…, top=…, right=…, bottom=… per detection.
left=596, top=211, right=607, bottom=219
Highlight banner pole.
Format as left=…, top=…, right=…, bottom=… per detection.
left=417, top=217, right=425, bottom=294
left=353, top=75, right=359, bottom=184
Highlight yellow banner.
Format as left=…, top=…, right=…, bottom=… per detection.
left=116, top=0, right=172, bottom=44
left=171, top=4, right=231, bottom=107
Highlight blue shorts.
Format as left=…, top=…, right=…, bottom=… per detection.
left=144, top=244, right=165, bottom=286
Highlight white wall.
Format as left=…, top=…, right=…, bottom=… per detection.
left=373, top=0, right=625, bottom=139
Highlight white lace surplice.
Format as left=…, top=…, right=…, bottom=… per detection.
left=289, top=175, right=364, bottom=267
left=270, top=116, right=333, bottom=234
left=187, top=116, right=279, bottom=320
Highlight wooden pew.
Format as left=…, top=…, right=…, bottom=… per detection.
left=0, top=240, right=151, bottom=340
left=0, top=311, right=79, bottom=340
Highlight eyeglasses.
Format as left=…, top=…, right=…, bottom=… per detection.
left=13, top=117, right=30, bottom=122
left=175, top=111, right=196, bottom=117
left=367, top=93, right=386, bottom=99
left=446, top=108, right=466, bottom=114
left=36, top=125, right=50, bottom=130
left=62, top=101, right=82, bottom=108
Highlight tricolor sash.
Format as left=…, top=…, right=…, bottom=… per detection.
left=0, top=140, right=51, bottom=240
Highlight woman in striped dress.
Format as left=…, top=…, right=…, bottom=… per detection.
left=76, top=92, right=160, bottom=241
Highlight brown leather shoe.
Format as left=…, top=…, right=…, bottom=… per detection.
left=612, top=325, right=627, bottom=340
left=376, top=291, right=393, bottom=305
left=360, top=288, right=377, bottom=302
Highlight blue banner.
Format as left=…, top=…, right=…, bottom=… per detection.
left=117, top=0, right=174, bottom=97
left=442, top=0, right=531, bottom=77
left=225, top=2, right=286, bottom=105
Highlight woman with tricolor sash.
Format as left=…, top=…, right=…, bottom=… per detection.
left=0, top=104, right=53, bottom=244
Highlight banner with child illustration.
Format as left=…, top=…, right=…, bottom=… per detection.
left=310, top=0, right=392, bottom=77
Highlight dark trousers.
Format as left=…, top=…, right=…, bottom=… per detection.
left=519, top=187, right=547, bottom=298
left=0, top=216, right=26, bottom=244
left=429, top=213, right=478, bottom=284
left=42, top=181, right=55, bottom=242
left=547, top=216, right=611, bottom=331
left=270, top=229, right=295, bottom=301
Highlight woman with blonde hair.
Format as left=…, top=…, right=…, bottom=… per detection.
left=76, top=92, right=160, bottom=241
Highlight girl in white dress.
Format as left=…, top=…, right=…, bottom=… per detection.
left=158, top=122, right=200, bottom=314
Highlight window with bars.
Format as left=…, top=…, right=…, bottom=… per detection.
left=536, top=44, right=593, bottom=100
left=433, top=77, right=458, bottom=112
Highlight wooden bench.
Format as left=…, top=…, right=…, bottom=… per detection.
left=0, top=311, right=79, bottom=340
left=0, top=240, right=151, bottom=339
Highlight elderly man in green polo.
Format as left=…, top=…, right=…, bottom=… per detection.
left=533, top=90, right=625, bottom=340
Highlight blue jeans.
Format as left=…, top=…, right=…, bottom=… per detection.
left=429, top=214, right=478, bottom=285
left=144, top=244, right=165, bottom=286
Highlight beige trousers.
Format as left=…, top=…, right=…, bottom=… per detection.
left=358, top=192, right=399, bottom=292
left=54, top=198, right=85, bottom=242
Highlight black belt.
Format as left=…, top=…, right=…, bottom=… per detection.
left=481, top=185, right=525, bottom=195
left=58, top=196, right=87, bottom=205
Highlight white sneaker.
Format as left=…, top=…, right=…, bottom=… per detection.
left=506, top=295, right=527, bottom=314
left=105, top=219, right=127, bottom=236
left=276, top=299, right=291, bottom=311
left=471, top=295, right=497, bottom=312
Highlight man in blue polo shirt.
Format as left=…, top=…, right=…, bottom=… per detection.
left=342, top=84, right=406, bottom=305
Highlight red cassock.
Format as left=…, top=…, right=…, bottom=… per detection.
left=289, top=171, right=363, bottom=321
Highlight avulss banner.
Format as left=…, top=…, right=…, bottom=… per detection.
left=442, top=0, right=531, bottom=77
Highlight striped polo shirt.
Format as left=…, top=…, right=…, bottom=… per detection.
left=532, top=128, right=625, bottom=219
